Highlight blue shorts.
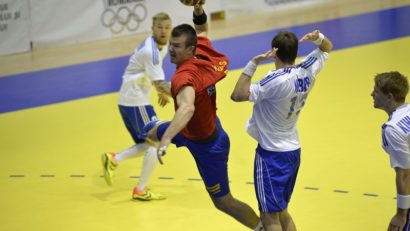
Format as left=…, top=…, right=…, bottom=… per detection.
left=254, top=145, right=300, bottom=213
left=119, top=105, right=158, bottom=144
left=157, top=117, right=230, bottom=198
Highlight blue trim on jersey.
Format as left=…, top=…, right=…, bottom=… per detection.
left=137, top=38, right=146, bottom=51
left=151, top=36, right=160, bottom=65
left=260, top=70, right=287, bottom=87
left=382, top=124, right=389, bottom=147
left=297, top=56, right=317, bottom=69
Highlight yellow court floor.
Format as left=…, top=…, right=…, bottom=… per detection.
left=1, top=36, right=410, bottom=231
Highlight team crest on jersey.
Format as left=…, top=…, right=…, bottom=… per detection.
left=212, top=60, right=228, bottom=73
left=207, top=85, right=216, bottom=95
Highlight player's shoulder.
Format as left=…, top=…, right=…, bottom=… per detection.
left=136, top=36, right=156, bottom=53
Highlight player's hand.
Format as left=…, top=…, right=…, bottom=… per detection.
left=252, top=48, right=278, bottom=65
left=388, top=213, right=407, bottom=231
left=299, top=30, right=320, bottom=43
left=157, top=144, right=168, bottom=165
left=158, top=93, right=170, bottom=107
left=180, top=0, right=205, bottom=6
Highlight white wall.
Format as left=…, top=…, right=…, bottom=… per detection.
left=0, top=0, right=312, bottom=56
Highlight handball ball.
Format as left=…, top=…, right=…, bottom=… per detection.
left=179, top=0, right=205, bottom=6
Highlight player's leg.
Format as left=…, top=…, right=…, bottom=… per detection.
left=211, top=193, right=262, bottom=230
left=260, top=212, right=282, bottom=231
left=102, top=105, right=151, bottom=186
left=187, top=120, right=261, bottom=230
left=114, top=105, right=154, bottom=163
left=132, top=145, right=166, bottom=200
left=254, top=146, right=300, bottom=231
left=279, top=209, right=296, bottom=231
left=126, top=105, right=166, bottom=200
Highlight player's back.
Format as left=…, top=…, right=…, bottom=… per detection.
left=247, top=49, right=328, bottom=151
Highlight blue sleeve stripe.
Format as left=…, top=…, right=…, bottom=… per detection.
left=151, top=37, right=159, bottom=65
left=381, top=124, right=389, bottom=147
left=297, top=56, right=317, bottom=69
left=260, top=71, right=286, bottom=86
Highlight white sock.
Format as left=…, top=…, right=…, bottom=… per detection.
left=137, top=146, right=158, bottom=191
left=115, top=143, right=149, bottom=164
left=253, top=221, right=264, bottom=231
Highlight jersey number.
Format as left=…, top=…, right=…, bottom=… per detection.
left=287, top=95, right=307, bottom=119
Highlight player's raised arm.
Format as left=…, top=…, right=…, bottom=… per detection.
left=193, top=1, right=207, bottom=37
left=299, top=30, right=333, bottom=53
left=180, top=0, right=207, bottom=37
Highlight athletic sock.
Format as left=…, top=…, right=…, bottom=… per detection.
left=115, top=143, right=149, bottom=164
left=137, top=146, right=158, bottom=191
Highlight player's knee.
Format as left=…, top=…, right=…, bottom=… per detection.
left=261, top=212, right=280, bottom=225
left=212, top=195, right=235, bottom=213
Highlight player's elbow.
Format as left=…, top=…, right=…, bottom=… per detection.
left=230, top=92, right=247, bottom=102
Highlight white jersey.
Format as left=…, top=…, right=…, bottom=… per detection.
left=246, top=48, right=329, bottom=152
left=118, top=36, right=168, bottom=106
left=382, top=104, right=410, bottom=169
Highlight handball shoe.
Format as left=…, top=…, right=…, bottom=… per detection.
left=132, top=187, right=166, bottom=201
left=101, top=152, right=117, bottom=186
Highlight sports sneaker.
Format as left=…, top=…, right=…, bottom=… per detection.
left=101, top=152, right=117, bottom=186
left=132, top=187, right=166, bottom=201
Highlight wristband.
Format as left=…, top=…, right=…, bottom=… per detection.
left=313, top=33, right=325, bottom=46
left=242, top=61, right=257, bottom=77
left=397, top=194, right=410, bottom=209
left=193, top=11, right=207, bottom=25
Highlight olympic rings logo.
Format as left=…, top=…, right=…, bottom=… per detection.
left=101, top=3, right=147, bottom=34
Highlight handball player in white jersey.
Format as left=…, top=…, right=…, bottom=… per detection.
left=371, top=71, right=410, bottom=231
left=101, top=12, right=172, bottom=201
left=231, top=30, right=333, bottom=230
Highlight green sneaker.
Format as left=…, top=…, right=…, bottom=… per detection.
left=132, top=187, right=166, bottom=201
left=101, top=152, right=117, bottom=186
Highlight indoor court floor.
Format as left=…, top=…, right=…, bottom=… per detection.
left=1, top=1, right=410, bottom=231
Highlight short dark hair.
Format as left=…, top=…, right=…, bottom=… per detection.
left=171, top=24, right=197, bottom=54
left=374, top=71, right=409, bottom=102
left=271, top=31, right=298, bottom=64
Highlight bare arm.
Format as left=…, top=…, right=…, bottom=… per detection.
left=388, top=167, right=410, bottom=231
left=152, top=80, right=171, bottom=107
left=231, top=49, right=277, bottom=102
left=299, top=30, right=333, bottom=53
left=193, top=1, right=208, bottom=38
left=157, top=86, right=195, bottom=164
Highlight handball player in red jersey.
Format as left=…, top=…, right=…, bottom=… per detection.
left=144, top=1, right=264, bottom=230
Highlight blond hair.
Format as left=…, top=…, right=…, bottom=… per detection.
left=152, top=12, right=171, bottom=26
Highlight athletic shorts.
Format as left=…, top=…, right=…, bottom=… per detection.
left=156, top=117, right=230, bottom=198
left=254, top=145, right=301, bottom=213
left=119, top=105, right=158, bottom=144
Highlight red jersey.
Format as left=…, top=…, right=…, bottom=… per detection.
left=171, top=36, right=229, bottom=141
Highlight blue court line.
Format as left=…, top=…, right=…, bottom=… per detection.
left=1, top=5, right=410, bottom=113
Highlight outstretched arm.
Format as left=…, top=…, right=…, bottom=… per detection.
left=156, top=86, right=195, bottom=164
left=299, top=30, right=333, bottom=53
